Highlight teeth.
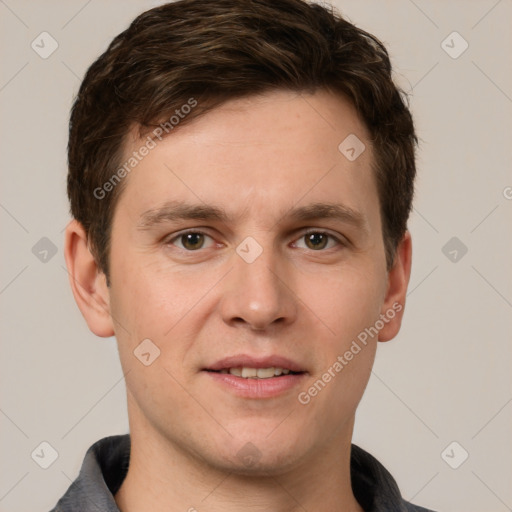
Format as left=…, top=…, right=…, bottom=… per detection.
left=224, top=367, right=294, bottom=378
left=255, top=367, right=275, bottom=378
left=241, top=367, right=258, bottom=378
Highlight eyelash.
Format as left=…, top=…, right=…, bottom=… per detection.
left=165, top=228, right=346, bottom=252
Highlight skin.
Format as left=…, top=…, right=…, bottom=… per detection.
left=65, top=89, right=412, bottom=512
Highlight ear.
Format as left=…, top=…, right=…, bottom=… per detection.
left=64, top=219, right=115, bottom=337
left=378, top=230, right=412, bottom=342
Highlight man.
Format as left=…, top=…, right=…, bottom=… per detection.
left=54, top=0, right=435, bottom=510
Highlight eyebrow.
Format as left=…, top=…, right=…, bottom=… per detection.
left=137, top=200, right=369, bottom=235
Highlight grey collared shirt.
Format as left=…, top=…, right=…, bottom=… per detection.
left=49, top=435, right=435, bottom=511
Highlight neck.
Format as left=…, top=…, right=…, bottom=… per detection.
left=115, top=401, right=363, bottom=512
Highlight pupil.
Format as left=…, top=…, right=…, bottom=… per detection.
left=183, top=233, right=203, bottom=250
left=307, top=233, right=327, bottom=250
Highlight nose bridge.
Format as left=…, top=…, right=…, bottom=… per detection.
left=220, top=233, right=297, bottom=330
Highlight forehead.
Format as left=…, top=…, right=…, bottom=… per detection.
left=114, top=89, right=379, bottom=231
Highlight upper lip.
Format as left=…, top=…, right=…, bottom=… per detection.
left=204, top=354, right=306, bottom=373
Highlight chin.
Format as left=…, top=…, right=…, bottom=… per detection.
left=216, top=446, right=306, bottom=477
left=209, top=426, right=310, bottom=476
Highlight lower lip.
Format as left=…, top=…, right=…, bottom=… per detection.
left=203, top=371, right=307, bottom=399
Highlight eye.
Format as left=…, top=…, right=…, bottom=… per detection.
left=167, top=230, right=215, bottom=251
left=293, top=230, right=343, bottom=251
left=165, top=229, right=344, bottom=252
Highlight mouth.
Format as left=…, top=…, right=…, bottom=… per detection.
left=203, top=354, right=307, bottom=376
left=202, top=355, right=308, bottom=398
left=204, top=366, right=304, bottom=379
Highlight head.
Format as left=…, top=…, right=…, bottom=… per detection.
left=65, top=0, right=416, bottom=475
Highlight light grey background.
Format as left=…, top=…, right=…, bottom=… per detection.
left=1, top=1, right=511, bottom=510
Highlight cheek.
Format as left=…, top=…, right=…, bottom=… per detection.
left=109, top=269, right=202, bottom=418
left=299, top=272, right=380, bottom=429
left=109, top=259, right=184, bottom=335
left=298, top=262, right=385, bottom=344
left=108, top=262, right=213, bottom=384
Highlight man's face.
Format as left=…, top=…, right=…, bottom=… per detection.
left=106, top=90, right=397, bottom=473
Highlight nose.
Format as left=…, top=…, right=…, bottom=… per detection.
left=219, top=242, right=298, bottom=332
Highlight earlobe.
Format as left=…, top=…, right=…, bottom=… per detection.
left=378, top=230, right=412, bottom=342
left=64, top=219, right=115, bottom=338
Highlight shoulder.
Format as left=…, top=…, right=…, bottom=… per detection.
left=48, top=434, right=130, bottom=512
left=351, top=444, right=437, bottom=512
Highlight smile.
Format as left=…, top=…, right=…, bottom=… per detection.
left=209, top=367, right=300, bottom=378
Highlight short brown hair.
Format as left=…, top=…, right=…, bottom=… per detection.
left=67, top=0, right=417, bottom=280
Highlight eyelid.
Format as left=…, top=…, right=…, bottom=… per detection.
left=165, top=227, right=347, bottom=251
left=292, top=228, right=346, bottom=249
left=165, top=228, right=216, bottom=248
